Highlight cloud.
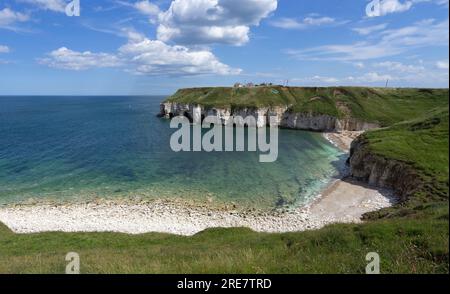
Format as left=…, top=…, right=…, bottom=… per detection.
left=0, top=8, right=29, bottom=28
left=116, top=0, right=160, bottom=23
left=380, top=19, right=448, bottom=47
left=292, top=72, right=393, bottom=86
left=291, top=59, right=449, bottom=87
left=436, top=60, right=449, bottom=70
left=352, top=23, right=388, bottom=35
left=373, top=61, right=425, bottom=73
left=134, top=0, right=160, bottom=16
left=270, top=16, right=343, bottom=30
left=292, top=75, right=340, bottom=84
left=0, top=45, right=10, bottom=53
left=366, top=0, right=413, bottom=17
left=118, top=31, right=242, bottom=75
left=378, top=0, right=413, bottom=15
left=0, top=45, right=11, bottom=65
left=38, top=47, right=122, bottom=70
left=38, top=30, right=241, bottom=76
left=19, top=0, right=67, bottom=12
left=436, top=0, right=449, bottom=6
left=285, top=42, right=401, bottom=61
left=353, top=62, right=366, bottom=68
left=156, top=0, right=277, bottom=46
left=286, top=19, right=449, bottom=61
left=352, top=72, right=393, bottom=82
left=366, top=0, right=449, bottom=17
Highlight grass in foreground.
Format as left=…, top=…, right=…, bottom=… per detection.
left=0, top=201, right=448, bottom=274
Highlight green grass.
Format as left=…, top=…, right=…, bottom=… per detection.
left=0, top=202, right=448, bottom=274
left=166, top=87, right=449, bottom=127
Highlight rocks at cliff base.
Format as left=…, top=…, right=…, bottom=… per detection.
left=348, top=138, right=423, bottom=202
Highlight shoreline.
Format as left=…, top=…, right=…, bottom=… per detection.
left=0, top=180, right=395, bottom=236
left=323, top=131, right=364, bottom=152
left=0, top=131, right=397, bottom=236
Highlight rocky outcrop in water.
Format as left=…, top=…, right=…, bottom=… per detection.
left=159, top=102, right=380, bottom=132
left=348, top=137, right=422, bottom=202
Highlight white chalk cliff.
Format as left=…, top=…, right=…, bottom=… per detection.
left=159, top=102, right=379, bottom=132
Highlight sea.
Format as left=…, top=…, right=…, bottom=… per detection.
left=0, top=96, right=347, bottom=209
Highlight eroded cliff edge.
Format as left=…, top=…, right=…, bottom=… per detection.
left=348, top=137, right=422, bottom=202
left=159, top=102, right=379, bottom=132
left=348, top=108, right=449, bottom=217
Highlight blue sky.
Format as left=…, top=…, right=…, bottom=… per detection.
left=0, top=0, right=448, bottom=95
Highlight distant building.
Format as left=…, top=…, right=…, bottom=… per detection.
left=234, top=82, right=266, bottom=88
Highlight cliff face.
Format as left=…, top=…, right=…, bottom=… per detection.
left=159, top=102, right=379, bottom=132
left=348, top=138, right=422, bottom=201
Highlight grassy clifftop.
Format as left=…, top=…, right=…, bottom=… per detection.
left=166, top=86, right=449, bottom=126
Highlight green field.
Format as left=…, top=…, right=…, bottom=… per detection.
left=166, top=87, right=449, bottom=126
left=1, top=88, right=448, bottom=274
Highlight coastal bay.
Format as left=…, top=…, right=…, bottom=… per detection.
left=0, top=110, right=395, bottom=235
left=0, top=87, right=447, bottom=274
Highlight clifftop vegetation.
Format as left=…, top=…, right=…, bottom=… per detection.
left=166, top=86, right=449, bottom=127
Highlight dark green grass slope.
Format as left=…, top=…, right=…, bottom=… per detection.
left=166, top=87, right=449, bottom=127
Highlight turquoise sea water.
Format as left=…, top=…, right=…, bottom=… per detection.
left=0, top=96, right=346, bottom=208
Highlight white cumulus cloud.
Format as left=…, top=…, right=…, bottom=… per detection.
left=0, top=8, right=29, bottom=28
left=156, top=0, right=277, bottom=45
left=38, top=29, right=242, bottom=76
left=118, top=31, right=242, bottom=75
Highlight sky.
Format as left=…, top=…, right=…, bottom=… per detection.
left=0, top=0, right=448, bottom=95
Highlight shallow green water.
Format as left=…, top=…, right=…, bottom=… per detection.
left=0, top=96, right=346, bottom=208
